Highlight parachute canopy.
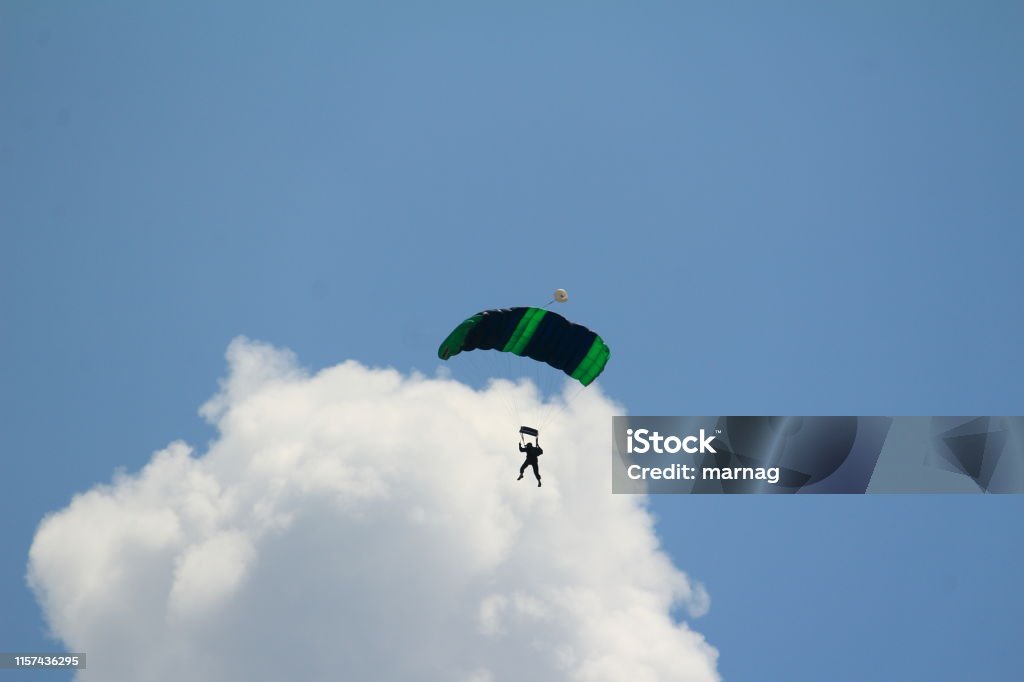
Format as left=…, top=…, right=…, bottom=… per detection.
left=438, top=307, right=610, bottom=386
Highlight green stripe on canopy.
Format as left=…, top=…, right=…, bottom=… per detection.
left=503, top=307, right=547, bottom=355
left=437, top=314, right=483, bottom=360
left=570, top=336, right=610, bottom=386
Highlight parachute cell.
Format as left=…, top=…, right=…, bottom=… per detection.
left=437, top=307, right=610, bottom=386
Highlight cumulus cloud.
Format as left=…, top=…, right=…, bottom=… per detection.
left=28, top=337, right=719, bottom=682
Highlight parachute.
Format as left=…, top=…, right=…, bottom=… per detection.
left=437, top=306, right=610, bottom=386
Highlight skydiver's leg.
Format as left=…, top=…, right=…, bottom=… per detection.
left=518, top=459, right=529, bottom=480
left=531, top=462, right=541, bottom=486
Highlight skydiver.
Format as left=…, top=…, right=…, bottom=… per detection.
left=517, top=437, right=544, bottom=487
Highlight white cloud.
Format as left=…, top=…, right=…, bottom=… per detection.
left=28, top=337, right=719, bottom=682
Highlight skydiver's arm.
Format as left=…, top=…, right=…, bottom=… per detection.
left=519, top=444, right=527, bottom=452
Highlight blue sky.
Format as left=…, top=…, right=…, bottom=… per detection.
left=2, top=2, right=1022, bottom=680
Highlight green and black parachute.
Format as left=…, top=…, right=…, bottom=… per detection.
left=438, top=307, right=610, bottom=386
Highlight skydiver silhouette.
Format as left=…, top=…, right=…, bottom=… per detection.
left=517, top=438, right=543, bottom=487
